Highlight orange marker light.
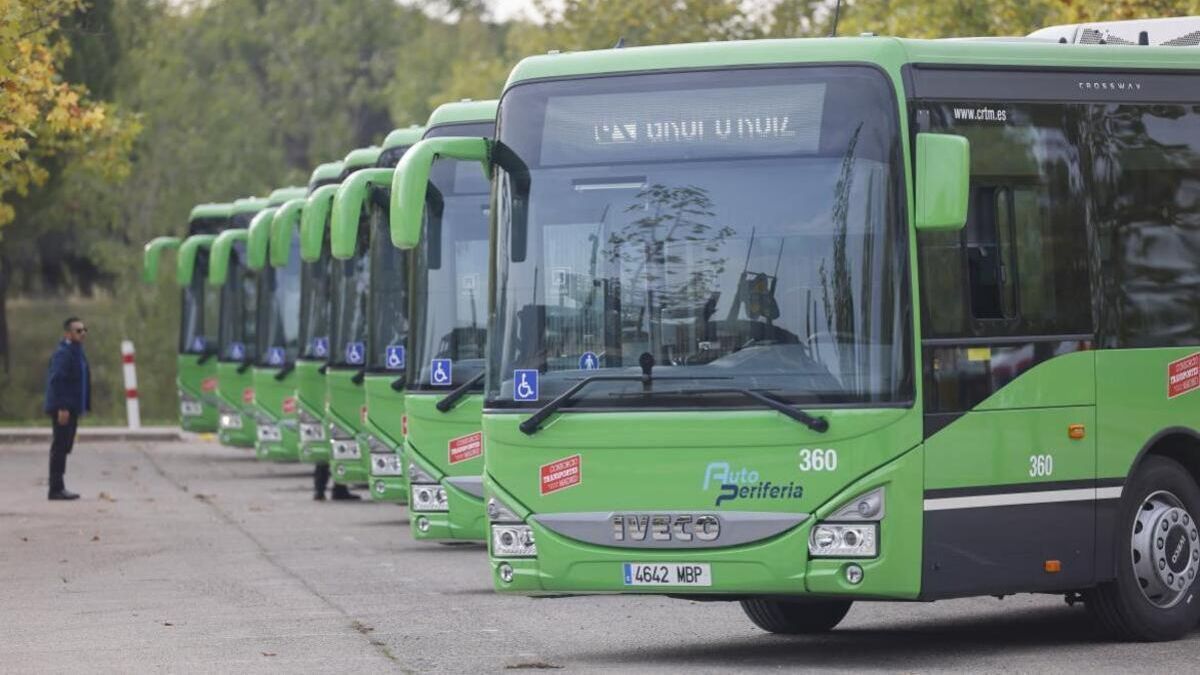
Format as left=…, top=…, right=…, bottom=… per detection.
left=1044, top=560, right=1062, bottom=573
left=1068, top=424, right=1086, bottom=440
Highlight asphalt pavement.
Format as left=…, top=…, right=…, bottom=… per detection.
left=3, top=437, right=1199, bottom=673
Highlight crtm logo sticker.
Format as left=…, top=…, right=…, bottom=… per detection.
left=448, top=431, right=483, bottom=465
left=282, top=397, right=297, bottom=415
left=540, top=455, right=581, bottom=496
left=702, top=461, right=802, bottom=507
left=201, top=377, right=218, bottom=393
left=1168, top=353, right=1200, bottom=399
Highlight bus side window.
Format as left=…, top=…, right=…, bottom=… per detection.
left=964, top=185, right=1016, bottom=321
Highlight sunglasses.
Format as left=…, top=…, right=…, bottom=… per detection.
left=72, top=327, right=88, bottom=335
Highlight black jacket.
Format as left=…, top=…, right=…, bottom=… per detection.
left=44, top=340, right=91, bottom=415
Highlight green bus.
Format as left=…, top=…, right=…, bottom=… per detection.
left=388, top=29, right=1200, bottom=640
left=330, top=125, right=425, bottom=503
left=142, top=202, right=233, bottom=433
left=247, top=186, right=308, bottom=460
left=389, top=101, right=496, bottom=540
left=295, top=161, right=344, bottom=467
left=209, top=196, right=269, bottom=447
left=323, top=145, right=383, bottom=489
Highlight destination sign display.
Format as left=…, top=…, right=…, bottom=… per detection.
left=539, top=83, right=826, bottom=166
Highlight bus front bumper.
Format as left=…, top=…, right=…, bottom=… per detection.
left=410, top=478, right=486, bottom=542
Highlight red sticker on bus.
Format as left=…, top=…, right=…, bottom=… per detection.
left=282, top=397, right=297, bottom=415
left=448, top=431, right=483, bottom=465
left=1168, top=353, right=1200, bottom=399
left=401, top=415, right=408, bottom=437
left=242, top=387, right=254, bottom=404
left=540, top=455, right=582, bottom=496
left=201, top=377, right=218, bottom=393
left=360, top=405, right=369, bottom=424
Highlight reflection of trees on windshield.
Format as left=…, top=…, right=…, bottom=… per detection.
left=819, top=124, right=862, bottom=371
left=602, top=183, right=735, bottom=363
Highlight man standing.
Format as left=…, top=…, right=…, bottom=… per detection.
left=44, top=317, right=90, bottom=500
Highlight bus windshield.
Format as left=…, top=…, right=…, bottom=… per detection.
left=217, top=240, right=258, bottom=363
left=298, top=247, right=332, bottom=361
left=367, top=177, right=409, bottom=374
left=489, top=65, right=910, bottom=409
left=409, top=122, right=493, bottom=391
left=330, top=214, right=370, bottom=368
left=255, top=235, right=302, bottom=366
left=180, top=248, right=216, bottom=355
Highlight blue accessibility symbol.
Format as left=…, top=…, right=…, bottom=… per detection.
left=514, top=369, right=539, bottom=402
left=430, top=359, right=452, bottom=386
left=385, top=345, right=406, bottom=371
left=345, top=341, right=365, bottom=365
left=267, top=347, right=285, bottom=366
left=191, top=336, right=207, bottom=352
left=229, top=341, right=245, bottom=361
left=312, top=337, right=329, bottom=358
left=579, top=351, right=599, bottom=371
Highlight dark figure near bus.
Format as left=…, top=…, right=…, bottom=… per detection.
left=44, top=317, right=90, bottom=500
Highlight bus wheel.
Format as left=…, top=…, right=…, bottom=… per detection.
left=740, top=598, right=852, bottom=634
left=1085, top=456, right=1200, bottom=641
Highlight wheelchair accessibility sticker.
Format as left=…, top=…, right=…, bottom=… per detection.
left=345, top=341, right=365, bottom=365
left=514, top=369, right=539, bottom=402
left=191, top=336, right=207, bottom=352
left=385, top=345, right=405, bottom=371
left=228, top=341, right=245, bottom=361
left=311, top=337, right=329, bottom=358
left=267, top=347, right=285, bottom=366
left=431, top=359, right=453, bottom=386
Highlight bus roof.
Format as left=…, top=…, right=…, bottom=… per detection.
left=231, top=197, right=270, bottom=215
left=267, top=186, right=306, bottom=206
left=503, top=34, right=1199, bottom=90
left=383, top=125, right=425, bottom=150
left=342, top=146, right=381, bottom=172
left=426, top=100, right=498, bottom=129
left=188, top=202, right=233, bottom=221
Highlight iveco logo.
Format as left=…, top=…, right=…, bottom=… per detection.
left=611, top=513, right=720, bottom=543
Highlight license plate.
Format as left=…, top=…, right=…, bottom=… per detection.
left=623, top=563, right=711, bottom=587
left=180, top=401, right=203, bottom=416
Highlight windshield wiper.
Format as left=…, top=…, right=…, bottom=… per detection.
left=519, top=353, right=730, bottom=435
left=273, top=363, right=295, bottom=381
left=437, top=371, right=485, bottom=413
left=351, top=368, right=366, bottom=385
left=236, top=359, right=252, bottom=374
left=650, top=387, right=829, bottom=433
left=390, top=375, right=405, bottom=392
left=197, top=349, right=217, bottom=365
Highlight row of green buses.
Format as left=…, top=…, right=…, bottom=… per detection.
left=145, top=18, right=1200, bottom=641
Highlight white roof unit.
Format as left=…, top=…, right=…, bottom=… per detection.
left=1028, top=16, right=1200, bottom=46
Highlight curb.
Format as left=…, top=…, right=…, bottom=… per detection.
left=0, top=427, right=183, bottom=443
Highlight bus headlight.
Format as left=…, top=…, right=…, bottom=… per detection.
left=179, top=391, right=203, bottom=416
left=492, top=524, right=536, bottom=558
left=371, top=453, right=403, bottom=476
left=808, top=524, right=877, bottom=558
left=256, top=423, right=281, bottom=442
left=331, top=439, right=360, bottom=460
left=218, top=405, right=242, bottom=430
left=298, top=409, right=325, bottom=441
left=410, top=484, right=448, bottom=512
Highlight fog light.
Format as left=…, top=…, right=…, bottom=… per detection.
left=846, top=564, right=864, bottom=585
left=808, top=523, right=877, bottom=558
left=417, top=516, right=430, bottom=532
left=411, top=483, right=448, bottom=512
left=498, top=562, right=514, bottom=583
left=374, top=480, right=386, bottom=495
left=491, top=524, right=536, bottom=558
left=335, top=464, right=346, bottom=477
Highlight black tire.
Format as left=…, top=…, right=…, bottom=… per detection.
left=1085, top=455, right=1200, bottom=641
left=740, top=597, right=852, bottom=634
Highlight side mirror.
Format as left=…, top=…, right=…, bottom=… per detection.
left=914, top=133, right=970, bottom=232
left=390, top=136, right=490, bottom=250
left=300, top=184, right=338, bottom=262
left=143, top=236, right=181, bottom=284
left=177, top=234, right=216, bottom=286
left=246, top=207, right=278, bottom=270
left=331, top=168, right=394, bottom=259
left=271, top=198, right=306, bottom=267
left=209, top=229, right=249, bottom=286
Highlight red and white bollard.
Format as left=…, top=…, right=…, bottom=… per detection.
left=121, top=340, right=141, bottom=430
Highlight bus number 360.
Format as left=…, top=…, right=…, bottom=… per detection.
left=1029, top=454, right=1054, bottom=478
left=798, top=448, right=838, bottom=472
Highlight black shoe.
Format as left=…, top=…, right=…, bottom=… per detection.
left=330, top=486, right=361, bottom=501
left=313, top=492, right=326, bottom=501
left=48, top=490, right=80, bottom=501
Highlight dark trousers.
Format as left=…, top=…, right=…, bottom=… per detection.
left=314, top=461, right=330, bottom=494
left=49, top=412, right=77, bottom=493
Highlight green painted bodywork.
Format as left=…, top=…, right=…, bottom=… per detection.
left=295, top=360, right=331, bottom=464
left=142, top=237, right=181, bottom=284
left=343, top=146, right=382, bottom=172
left=246, top=207, right=277, bottom=270
left=327, top=367, right=369, bottom=485
left=270, top=199, right=305, bottom=267
left=406, top=395, right=487, bottom=540
left=301, top=185, right=337, bottom=262
left=189, top=202, right=234, bottom=221
left=309, top=161, right=344, bottom=190
left=209, top=223, right=259, bottom=447
left=331, top=168, right=392, bottom=259
left=382, top=125, right=425, bottom=150
left=208, top=229, right=247, bottom=286
left=363, top=375, right=408, bottom=503
left=176, top=235, right=217, bottom=286
left=390, top=136, right=490, bottom=250
left=174, top=233, right=221, bottom=432
left=465, top=36, right=1200, bottom=599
